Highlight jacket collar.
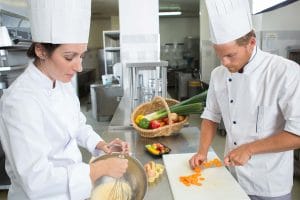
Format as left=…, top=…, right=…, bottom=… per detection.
left=27, top=60, right=56, bottom=91
left=242, top=45, right=263, bottom=75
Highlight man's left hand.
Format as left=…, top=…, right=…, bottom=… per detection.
left=224, top=143, right=253, bottom=166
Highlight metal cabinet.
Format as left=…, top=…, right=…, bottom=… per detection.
left=90, top=83, right=123, bottom=121
left=103, top=30, right=120, bottom=75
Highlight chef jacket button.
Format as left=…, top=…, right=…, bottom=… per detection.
left=234, top=142, right=237, bottom=145
left=230, top=99, right=234, bottom=103
left=233, top=121, right=236, bottom=124
left=228, top=78, right=232, bottom=82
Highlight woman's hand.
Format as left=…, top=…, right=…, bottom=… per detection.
left=107, top=138, right=130, bottom=154
left=189, top=152, right=207, bottom=169
left=90, top=157, right=128, bottom=183
left=96, top=138, right=130, bottom=154
left=96, top=141, right=110, bottom=153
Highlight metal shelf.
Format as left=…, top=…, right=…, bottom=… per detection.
left=0, top=45, right=30, bottom=50
left=103, top=30, right=120, bottom=75
left=104, top=47, right=120, bottom=52
left=126, top=61, right=168, bottom=68
left=103, top=30, right=120, bottom=40
left=0, top=65, right=27, bottom=72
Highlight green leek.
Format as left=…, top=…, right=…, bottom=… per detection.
left=137, top=90, right=207, bottom=129
left=144, top=90, right=207, bottom=120
left=143, top=102, right=204, bottom=122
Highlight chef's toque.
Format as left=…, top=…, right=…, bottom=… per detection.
left=205, top=0, right=253, bottom=44
left=27, top=0, right=91, bottom=44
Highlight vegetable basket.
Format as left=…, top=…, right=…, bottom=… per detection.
left=131, top=96, right=189, bottom=138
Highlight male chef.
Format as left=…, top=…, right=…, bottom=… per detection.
left=189, top=0, right=300, bottom=199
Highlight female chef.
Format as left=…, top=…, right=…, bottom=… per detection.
left=0, top=0, right=128, bottom=199
left=189, top=0, right=300, bottom=200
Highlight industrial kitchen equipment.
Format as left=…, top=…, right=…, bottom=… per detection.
left=126, top=61, right=168, bottom=110
left=0, top=10, right=31, bottom=189
left=90, top=83, right=123, bottom=122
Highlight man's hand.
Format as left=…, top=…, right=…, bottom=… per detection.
left=224, top=143, right=253, bottom=166
left=189, top=152, right=207, bottom=169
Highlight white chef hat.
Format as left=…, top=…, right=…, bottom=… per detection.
left=205, top=0, right=253, bottom=44
left=27, top=0, right=91, bottom=44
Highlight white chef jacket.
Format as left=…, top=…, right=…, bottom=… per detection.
left=202, top=46, right=300, bottom=197
left=0, top=61, right=102, bottom=200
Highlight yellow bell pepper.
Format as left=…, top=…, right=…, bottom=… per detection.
left=135, top=114, right=144, bottom=124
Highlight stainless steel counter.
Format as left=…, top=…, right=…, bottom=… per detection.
left=108, top=96, right=133, bottom=130
left=105, top=94, right=250, bottom=199
left=100, top=126, right=203, bottom=200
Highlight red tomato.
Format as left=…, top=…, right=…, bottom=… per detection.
left=149, top=120, right=161, bottom=129
left=162, top=117, right=169, bottom=125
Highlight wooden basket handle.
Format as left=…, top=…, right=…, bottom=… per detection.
left=151, top=96, right=173, bottom=126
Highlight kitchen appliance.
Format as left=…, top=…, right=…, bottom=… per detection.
left=175, top=71, right=192, bottom=100
left=0, top=26, right=12, bottom=47
left=91, top=153, right=147, bottom=200
left=102, top=31, right=120, bottom=76
left=0, top=24, right=30, bottom=68
left=90, top=83, right=123, bottom=121
left=127, top=61, right=168, bottom=110
left=0, top=13, right=31, bottom=97
left=163, top=152, right=250, bottom=200
left=112, top=62, right=122, bottom=85
left=287, top=45, right=300, bottom=65
left=0, top=11, right=31, bottom=188
left=0, top=80, right=6, bottom=96
left=183, top=36, right=199, bottom=71
left=0, top=31, right=29, bottom=98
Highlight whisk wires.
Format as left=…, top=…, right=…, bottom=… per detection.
left=108, top=154, right=131, bottom=200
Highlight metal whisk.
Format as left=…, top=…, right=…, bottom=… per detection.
left=108, top=155, right=131, bottom=200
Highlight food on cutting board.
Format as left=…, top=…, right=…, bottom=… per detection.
left=145, top=143, right=171, bottom=156
left=90, top=181, right=132, bottom=200
left=135, top=91, right=207, bottom=129
left=144, top=161, right=164, bottom=183
left=202, top=158, right=223, bottom=168
left=179, top=167, right=205, bottom=187
left=179, top=158, right=223, bottom=187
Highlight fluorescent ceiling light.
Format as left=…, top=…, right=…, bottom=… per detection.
left=159, top=11, right=182, bottom=16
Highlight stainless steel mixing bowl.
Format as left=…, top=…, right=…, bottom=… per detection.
left=91, top=153, right=147, bottom=200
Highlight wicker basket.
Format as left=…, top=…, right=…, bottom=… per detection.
left=131, top=96, right=188, bottom=138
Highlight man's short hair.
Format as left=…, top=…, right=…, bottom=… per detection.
left=236, top=30, right=256, bottom=46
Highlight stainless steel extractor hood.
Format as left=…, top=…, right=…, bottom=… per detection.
left=252, top=0, right=299, bottom=14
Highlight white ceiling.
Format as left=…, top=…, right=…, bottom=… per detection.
left=91, top=0, right=199, bottom=18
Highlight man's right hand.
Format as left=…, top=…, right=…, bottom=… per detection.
left=189, top=152, right=207, bottom=169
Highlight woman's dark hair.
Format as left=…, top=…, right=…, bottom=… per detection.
left=236, top=30, right=256, bottom=46
left=27, top=43, right=61, bottom=58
